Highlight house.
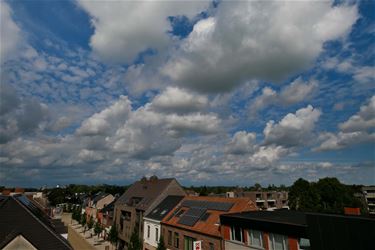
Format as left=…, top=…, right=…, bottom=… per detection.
left=85, top=192, right=115, bottom=221
left=143, top=196, right=184, bottom=250
left=114, top=176, right=186, bottom=250
left=161, top=196, right=257, bottom=250
left=0, top=195, right=72, bottom=250
left=220, top=210, right=375, bottom=250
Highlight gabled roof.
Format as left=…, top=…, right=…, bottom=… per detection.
left=145, top=196, right=184, bottom=221
left=100, top=199, right=116, bottom=213
left=115, top=178, right=177, bottom=211
left=161, top=196, right=257, bottom=238
left=91, top=192, right=111, bottom=205
left=0, top=195, right=72, bottom=250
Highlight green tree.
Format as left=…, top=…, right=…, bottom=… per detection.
left=94, top=221, right=102, bottom=238
left=87, top=216, right=94, bottom=230
left=156, top=235, right=166, bottom=250
left=108, top=224, right=118, bottom=248
left=289, top=178, right=320, bottom=212
left=128, top=229, right=142, bottom=250
left=80, top=212, right=87, bottom=226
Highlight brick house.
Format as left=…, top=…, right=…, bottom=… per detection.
left=160, top=196, right=257, bottom=250
left=114, top=176, right=186, bottom=250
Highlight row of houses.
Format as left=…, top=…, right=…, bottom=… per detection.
left=107, top=176, right=374, bottom=250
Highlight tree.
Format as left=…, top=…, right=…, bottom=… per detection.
left=94, top=221, right=102, bottom=238
left=128, top=229, right=141, bottom=250
left=80, top=212, right=87, bottom=226
left=108, top=224, right=118, bottom=248
left=289, top=178, right=320, bottom=212
left=87, top=216, right=94, bottom=231
left=157, top=235, right=166, bottom=250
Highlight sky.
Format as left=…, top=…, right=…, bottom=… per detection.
left=0, top=0, right=374, bottom=187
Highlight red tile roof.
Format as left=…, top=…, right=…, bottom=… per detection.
left=161, top=196, right=257, bottom=237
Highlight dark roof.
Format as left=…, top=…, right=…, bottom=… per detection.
left=115, top=178, right=177, bottom=211
left=101, top=199, right=116, bottom=213
left=145, top=196, right=184, bottom=221
left=0, top=195, right=72, bottom=250
left=220, top=210, right=308, bottom=238
left=92, top=192, right=110, bottom=205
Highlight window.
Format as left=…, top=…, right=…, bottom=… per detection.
left=147, top=225, right=150, bottom=238
left=174, top=232, right=179, bottom=248
left=209, top=243, right=214, bottom=250
left=298, top=238, right=311, bottom=250
left=168, top=230, right=172, bottom=245
left=249, top=230, right=263, bottom=248
left=200, top=212, right=211, bottom=221
left=155, top=228, right=159, bottom=242
left=230, top=226, right=243, bottom=242
left=269, top=233, right=289, bottom=250
left=184, top=236, right=196, bottom=250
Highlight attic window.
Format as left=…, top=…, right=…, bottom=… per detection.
left=152, top=208, right=159, bottom=214
left=161, top=209, right=167, bottom=215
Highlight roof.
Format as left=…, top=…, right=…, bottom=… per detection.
left=115, top=178, right=177, bottom=211
left=220, top=210, right=308, bottom=238
left=161, top=196, right=257, bottom=238
left=91, top=192, right=111, bottom=205
left=145, top=196, right=184, bottom=221
left=0, top=195, right=72, bottom=250
left=100, top=199, right=116, bottom=213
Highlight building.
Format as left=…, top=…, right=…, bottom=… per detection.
left=232, top=191, right=289, bottom=210
left=143, top=196, right=184, bottom=250
left=0, top=195, right=72, bottom=250
left=114, top=176, right=186, bottom=250
left=161, top=196, right=257, bottom=250
left=362, top=186, right=375, bottom=214
left=85, top=192, right=115, bottom=221
left=220, top=210, right=375, bottom=250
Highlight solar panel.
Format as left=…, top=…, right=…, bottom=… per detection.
left=178, top=207, right=207, bottom=227
left=181, top=200, right=234, bottom=211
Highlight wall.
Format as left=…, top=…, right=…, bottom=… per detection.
left=143, top=218, right=160, bottom=250
left=161, top=224, right=222, bottom=250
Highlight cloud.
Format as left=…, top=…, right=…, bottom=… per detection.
left=0, top=1, right=23, bottom=63
left=316, top=131, right=375, bottom=151
left=263, top=105, right=321, bottom=147
left=316, top=96, right=375, bottom=151
left=151, top=87, right=208, bottom=114
left=249, top=77, right=318, bottom=114
left=76, top=96, right=132, bottom=136
left=77, top=0, right=210, bottom=63
left=162, top=1, right=358, bottom=93
left=339, top=96, right=375, bottom=132
left=226, top=131, right=257, bottom=155
left=0, top=84, right=49, bottom=144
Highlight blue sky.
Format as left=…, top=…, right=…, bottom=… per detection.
left=0, top=0, right=374, bottom=187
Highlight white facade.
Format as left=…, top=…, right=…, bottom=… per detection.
left=143, top=217, right=161, bottom=250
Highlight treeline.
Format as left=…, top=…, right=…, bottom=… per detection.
left=289, top=177, right=365, bottom=214
left=185, top=183, right=289, bottom=196
left=46, top=184, right=129, bottom=206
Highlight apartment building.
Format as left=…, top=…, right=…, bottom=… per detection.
left=362, top=186, right=375, bottom=214
left=230, top=191, right=289, bottom=210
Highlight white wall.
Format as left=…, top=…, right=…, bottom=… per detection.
left=143, top=218, right=161, bottom=248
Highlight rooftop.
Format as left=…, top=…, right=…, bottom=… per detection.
left=162, top=196, right=256, bottom=238
left=145, top=195, right=184, bottom=221
left=0, top=195, right=72, bottom=250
